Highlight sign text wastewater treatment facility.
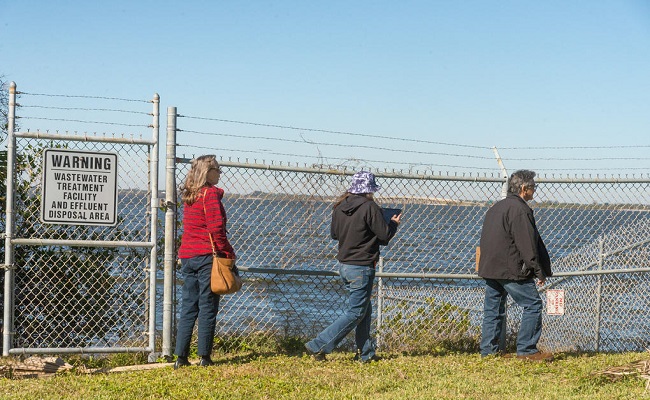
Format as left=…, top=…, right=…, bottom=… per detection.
left=41, top=149, right=118, bottom=226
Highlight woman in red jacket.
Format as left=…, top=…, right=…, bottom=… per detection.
left=174, top=155, right=235, bottom=369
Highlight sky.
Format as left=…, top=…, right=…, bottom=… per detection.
left=1, top=1, right=650, bottom=177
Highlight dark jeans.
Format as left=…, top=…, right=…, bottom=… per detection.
left=175, top=254, right=220, bottom=358
left=305, top=263, right=376, bottom=361
left=480, top=278, right=543, bottom=356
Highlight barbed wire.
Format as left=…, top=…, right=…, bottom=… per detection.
left=18, top=91, right=150, bottom=103
left=180, top=143, right=650, bottom=174
left=12, top=96, right=648, bottom=153
left=504, top=156, right=650, bottom=161
left=19, top=116, right=150, bottom=128
left=499, top=144, right=650, bottom=150
left=178, top=129, right=493, bottom=160
left=21, top=105, right=151, bottom=115
left=514, top=166, right=650, bottom=172
left=18, top=129, right=146, bottom=138
left=178, top=144, right=497, bottom=170
left=179, top=129, right=650, bottom=162
left=177, top=114, right=489, bottom=150
left=177, top=115, right=650, bottom=152
left=13, top=94, right=649, bottom=155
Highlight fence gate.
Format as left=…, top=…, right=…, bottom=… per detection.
left=2, top=82, right=161, bottom=358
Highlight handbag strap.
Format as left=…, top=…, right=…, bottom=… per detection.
left=202, top=188, right=218, bottom=257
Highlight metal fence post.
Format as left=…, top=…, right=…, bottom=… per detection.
left=594, top=236, right=604, bottom=352
left=376, top=256, right=384, bottom=348
left=147, top=93, right=161, bottom=361
left=2, top=82, right=17, bottom=357
left=162, top=106, right=177, bottom=359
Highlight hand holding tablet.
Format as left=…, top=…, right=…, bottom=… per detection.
left=382, top=208, right=402, bottom=225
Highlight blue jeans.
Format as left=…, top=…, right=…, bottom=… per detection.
left=306, top=263, right=376, bottom=361
left=480, top=278, right=542, bottom=356
left=175, top=254, right=220, bottom=358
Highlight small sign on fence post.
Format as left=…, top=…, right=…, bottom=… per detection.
left=40, top=149, right=118, bottom=226
left=546, top=289, right=565, bottom=316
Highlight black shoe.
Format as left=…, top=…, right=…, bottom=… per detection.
left=358, top=355, right=382, bottom=364
left=305, top=345, right=326, bottom=361
left=174, top=357, right=191, bottom=369
left=198, top=357, right=214, bottom=367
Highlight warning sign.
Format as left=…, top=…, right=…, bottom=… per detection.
left=40, top=149, right=118, bottom=226
left=546, top=289, right=565, bottom=316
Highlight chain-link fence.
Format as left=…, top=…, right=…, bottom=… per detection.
left=1, top=135, right=157, bottom=355
left=1, top=84, right=160, bottom=356
left=3, top=84, right=649, bottom=358
left=171, top=159, right=650, bottom=354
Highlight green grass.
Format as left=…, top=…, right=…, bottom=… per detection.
left=1, top=351, right=647, bottom=399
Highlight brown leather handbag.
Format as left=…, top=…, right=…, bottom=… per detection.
left=203, top=197, right=242, bottom=295
left=208, top=232, right=242, bottom=295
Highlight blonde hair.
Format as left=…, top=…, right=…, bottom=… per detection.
left=180, top=155, right=219, bottom=205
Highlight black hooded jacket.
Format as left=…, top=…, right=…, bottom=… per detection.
left=331, top=194, right=398, bottom=267
left=478, top=194, right=552, bottom=281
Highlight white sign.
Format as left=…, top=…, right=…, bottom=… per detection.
left=546, top=289, right=565, bottom=316
left=41, top=149, right=118, bottom=226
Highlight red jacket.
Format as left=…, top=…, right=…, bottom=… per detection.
left=178, top=186, right=235, bottom=259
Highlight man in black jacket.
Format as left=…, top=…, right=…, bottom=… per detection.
left=478, top=169, right=553, bottom=361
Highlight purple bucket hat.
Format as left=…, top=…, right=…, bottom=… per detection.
left=348, top=171, right=381, bottom=194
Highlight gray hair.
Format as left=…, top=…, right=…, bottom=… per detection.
left=508, top=169, right=536, bottom=195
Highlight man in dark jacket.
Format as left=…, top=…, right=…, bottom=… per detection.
left=305, top=171, right=400, bottom=363
left=478, top=169, right=553, bottom=361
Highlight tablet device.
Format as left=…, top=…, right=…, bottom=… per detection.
left=382, top=208, right=402, bottom=224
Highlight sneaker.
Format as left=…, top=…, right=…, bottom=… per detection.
left=516, top=351, right=554, bottom=362
left=358, top=355, right=382, bottom=364
left=174, top=357, right=191, bottom=369
left=198, top=357, right=214, bottom=367
left=304, top=345, right=326, bottom=361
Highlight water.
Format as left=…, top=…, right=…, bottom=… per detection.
left=159, top=199, right=650, bottom=352
left=221, top=199, right=650, bottom=274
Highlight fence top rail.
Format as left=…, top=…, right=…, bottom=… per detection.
left=15, top=131, right=156, bottom=145
left=177, top=157, right=506, bottom=182
left=176, top=157, right=650, bottom=184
